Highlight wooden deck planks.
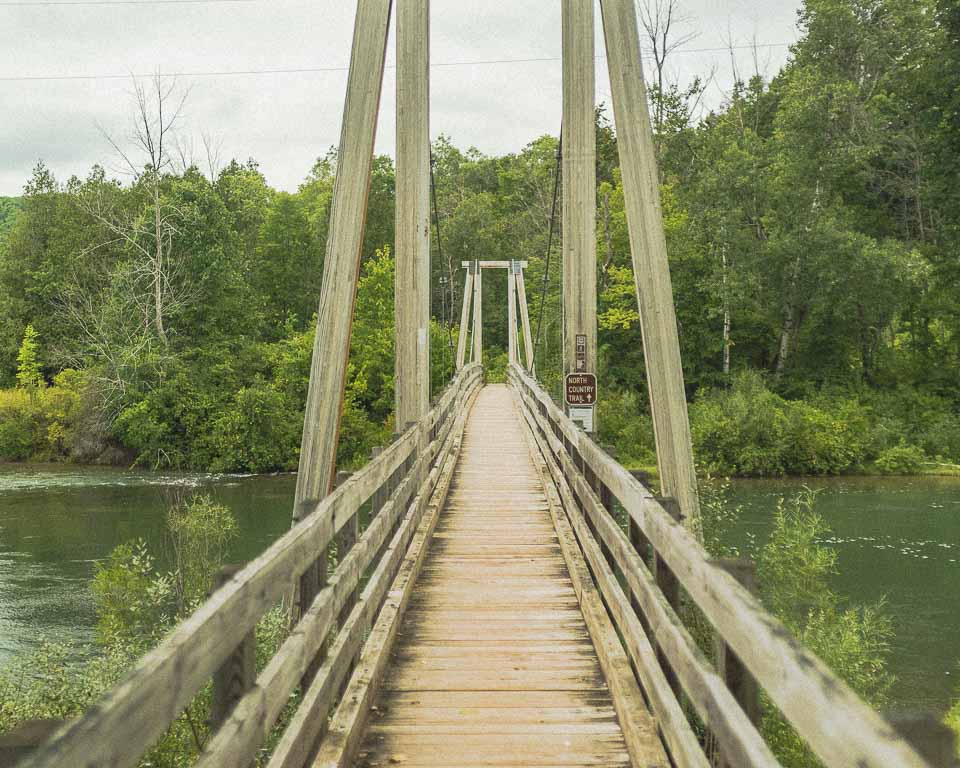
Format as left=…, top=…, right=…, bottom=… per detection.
left=353, top=386, right=657, bottom=767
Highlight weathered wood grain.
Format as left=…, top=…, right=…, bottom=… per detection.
left=455, top=271, right=473, bottom=370
left=294, top=0, right=393, bottom=522
left=598, top=0, right=700, bottom=524
left=507, top=268, right=518, bottom=364
left=515, top=388, right=704, bottom=768
left=516, top=270, right=535, bottom=371
left=347, top=386, right=658, bottom=768
left=395, top=0, right=431, bottom=427
left=311, top=384, right=474, bottom=767
left=561, top=0, right=597, bottom=396
left=519, top=392, right=670, bottom=768
left=21, top=364, right=478, bottom=768
left=515, top=381, right=776, bottom=767
left=196, top=372, right=482, bottom=768
left=509, top=362, right=933, bottom=768
left=460, top=260, right=529, bottom=268
left=471, top=262, right=482, bottom=363
left=270, top=382, right=480, bottom=768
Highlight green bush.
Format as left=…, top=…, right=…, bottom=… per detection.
left=597, top=388, right=656, bottom=468
left=757, top=490, right=894, bottom=767
left=209, top=385, right=300, bottom=473
left=484, top=350, right=509, bottom=383
left=875, top=443, right=927, bottom=474
left=0, top=494, right=282, bottom=764
left=0, top=389, right=33, bottom=459
left=0, top=370, right=98, bottom=461
left=691, top=371, right=791, bottom=476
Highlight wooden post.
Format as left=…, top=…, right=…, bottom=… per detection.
left=455, top=269, right=473, bottom=369
left=561, top=0, right=597, bottom=425
left=334, top=471, right=360, bottom=625
left=0, top=721, right=65, bottom=768
left=292, top=0, right=392, bottom=531
left=472, top=261, right=483, bottom=364
left=507, top=266, right=518, bottom=364
left=370, top=446, right=388, bottom=515
left=887, top=712, right=959, bottom=768
left=395, top=0, right=431, bottom=427
left=211, top=565, right=256, bottom=731
left=654, top=496, right=681, bottom=697
left=516, top=270, right=535, bottom=371
left=712, top=557, right=761, bottom=767
left=599, top=0, right=701, bottom=529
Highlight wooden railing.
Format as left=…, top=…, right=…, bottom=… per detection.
left=20, top=363, right=483, bottom=768
left=508, top=362, right=937, bottom=768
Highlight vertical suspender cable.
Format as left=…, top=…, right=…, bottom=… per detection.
left=532, top=129, right=562, bottom=379
left=429, top=149, right=455, bottom=380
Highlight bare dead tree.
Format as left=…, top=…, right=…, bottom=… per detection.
left=90, top=75, right=195, bottom=345
left=636, top=0, right=697, bottom=134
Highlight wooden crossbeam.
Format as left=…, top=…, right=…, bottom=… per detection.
left=460, top=260, right=528, bottom=268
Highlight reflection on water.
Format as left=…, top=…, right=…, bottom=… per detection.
left=0, top=465, right=957, bottom=715
left=0, top=464, right=294, bottom=661
left=726, top=475, right=960, bottom=714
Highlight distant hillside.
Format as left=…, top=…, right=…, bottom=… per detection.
left=0, top=197, right=21, bottom=237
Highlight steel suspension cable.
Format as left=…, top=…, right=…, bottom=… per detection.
left=429, top=149, right=455, bottom=378
left=532, top=129, right=562, bottom=377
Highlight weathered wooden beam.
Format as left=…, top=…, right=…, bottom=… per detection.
left=472, top=261, right=483, bottom=364
left=0, top=721, right=65, bottom=768
left=460, top=260, right=528, bottom=268
left=599, top=0, right=700, bottom=526
left=455, top=271, right=473, bottom=370
left=712, top=557, right=762, bottom=768
left=310, top=387, right=476, bottom=768
left=210, top=565, right=257, bottom=733
left=293, top=0, right=393, bottom=530
left=888, top=712, right=959, bottom=768
left=508, top=363, right=932, bottom=768
left=561, top=0, right=597, bottom=417
left=395, top=0, right=431, bottom=427
left=507, top=268, right=518, bottom=364
left=516, top=270, right=535, bottom=371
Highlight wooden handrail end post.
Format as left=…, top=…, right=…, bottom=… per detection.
left=210, top=564, right=257, bottom=731
left=886, top=710, right=959, bottom=768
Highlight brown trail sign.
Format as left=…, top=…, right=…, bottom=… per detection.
left=565, top=372, right=597, bottom=406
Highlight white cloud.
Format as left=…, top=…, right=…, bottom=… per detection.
left=0, top=0, right=800, bottom=196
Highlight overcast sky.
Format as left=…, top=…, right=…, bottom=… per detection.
left=0, top=0, right=801, bottom=197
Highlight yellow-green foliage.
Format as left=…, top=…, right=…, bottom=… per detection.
left=0, top=369, right=86, bottom=460
left=946, top=697, right=960, bottom=758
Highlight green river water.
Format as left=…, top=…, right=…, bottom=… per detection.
left=0, top=465, right=956, bottom=714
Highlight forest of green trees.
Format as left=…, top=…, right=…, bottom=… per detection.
left=1, top=0, right=959, bottom=479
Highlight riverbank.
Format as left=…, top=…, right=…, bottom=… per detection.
left=1, top=464, right=957, bottom=715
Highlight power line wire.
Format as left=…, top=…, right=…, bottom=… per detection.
left=1, top=0, right=254, bottom=5
left=0, top=43, right=794, bottom=83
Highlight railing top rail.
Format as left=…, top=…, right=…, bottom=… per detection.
left=21, top=362, right=483, bottom=768
left=507, top=362, right=931, bottom=768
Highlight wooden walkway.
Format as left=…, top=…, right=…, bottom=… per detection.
left=353, top=386, right=649, bottom=767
